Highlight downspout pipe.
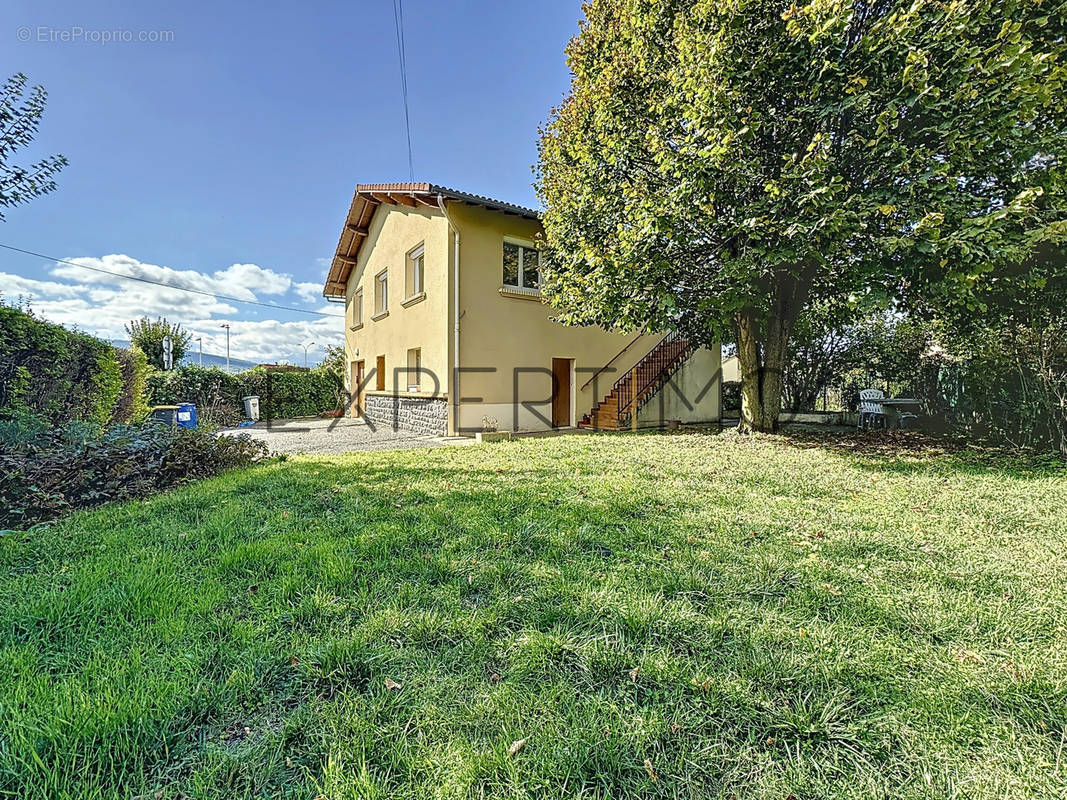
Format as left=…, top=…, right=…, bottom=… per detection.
left=437, top=193, right=461, bottom=435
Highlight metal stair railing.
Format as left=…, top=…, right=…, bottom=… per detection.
left=613, top=331, right=695, bottom=427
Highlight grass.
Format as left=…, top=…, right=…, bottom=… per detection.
left=0, top=429, right=1065, bottom=799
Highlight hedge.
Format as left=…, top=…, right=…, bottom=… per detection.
left=144, top=364, right=341, bottom=425
left=0, top=421, right=270, bottom=529
left=0, top=305, right=147, bottom=427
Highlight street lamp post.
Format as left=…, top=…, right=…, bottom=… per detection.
left=220, top=324, right=231, bottom=372
left=301, top=341, right=316, bottom=369
left=196, top=337, right=203, bottom=366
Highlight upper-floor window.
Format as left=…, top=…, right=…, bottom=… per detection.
left=374, top=269, right=388, bottom=316
left=353, top=288, right=363, bottom=326
left=405, top=244, right=424, bottom=298
left=503, top=240, right=541, bottom=290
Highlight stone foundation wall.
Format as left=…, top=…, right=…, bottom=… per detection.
left=363, top=394, right=448, bottom=436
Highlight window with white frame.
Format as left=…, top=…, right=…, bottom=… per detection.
left=374, top=269, right=388, bottom=315
left=405, top=244, right=424, bottom=298
left=353, top=288, right=363, bottom=326
left=406, top=347, right=422, bottom=392
left=502, top=240, right=541, bottom=289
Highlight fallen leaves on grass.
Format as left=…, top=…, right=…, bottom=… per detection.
left=507, top=738, right=527, bottom=758
left=643, top=758, right=658, bottom=782
left=384, top=677, right=402, bottom=690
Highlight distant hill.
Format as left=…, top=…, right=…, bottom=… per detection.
left=110, top=340, right=258, bottom=373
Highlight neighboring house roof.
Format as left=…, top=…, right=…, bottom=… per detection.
left=322, top=183, right=541, bottom=298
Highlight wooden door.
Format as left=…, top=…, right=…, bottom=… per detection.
left=551, top=358, right=571, bottom=427
left=351, top=360, right=364, bottom=417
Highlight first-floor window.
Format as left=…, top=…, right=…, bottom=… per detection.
left=406, top=347, right=422, bottom=392
left=353, top=288, right=363, bottom=326
left=502, top=240, right=541, bottom=289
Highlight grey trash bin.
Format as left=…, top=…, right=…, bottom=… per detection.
left=242, top=395, right=260, bottom=421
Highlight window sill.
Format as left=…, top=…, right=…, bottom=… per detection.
left=401, top=291, right=426, bottom=308
left=498, top=286, right=543, bottom=302
left=365, top=389, right=447, bottom=400
left=371, top=310, right=389, bottom=321
left=349, top=322, right=364, bottom=332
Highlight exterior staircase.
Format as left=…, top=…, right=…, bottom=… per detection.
left=579, top=332, right=696, bottom=430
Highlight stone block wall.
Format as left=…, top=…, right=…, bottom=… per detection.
left=363, top=394, right=448, bottom=436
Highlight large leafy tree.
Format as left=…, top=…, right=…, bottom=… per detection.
left=125, top=317, right=192, bottom=370
left=0, top=73, right=66, bottom=219
left=537, top=0, right=1067, bottom=431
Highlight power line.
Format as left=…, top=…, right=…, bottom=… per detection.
left=0, top=242, right=344, bottom=318
left=392, top=0, right=414, bottom=181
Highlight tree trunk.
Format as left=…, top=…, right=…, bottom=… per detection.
left=735, top=309, right=781, bottom=432
left=733, top=268, right=812, bottom=434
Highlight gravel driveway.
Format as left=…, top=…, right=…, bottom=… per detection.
left=220, top=417, right=472, bottom=455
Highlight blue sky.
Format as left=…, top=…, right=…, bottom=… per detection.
left=1, top=0, right=578, bottom=363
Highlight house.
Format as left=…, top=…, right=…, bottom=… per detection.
left=321, top=182, right=722, bottom=436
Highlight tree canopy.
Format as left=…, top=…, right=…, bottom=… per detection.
left=0, top=73, right=66, bottom=219
left=537, top=0, right=1067, bottom=430
left=125, top=317, right=192, bottom=371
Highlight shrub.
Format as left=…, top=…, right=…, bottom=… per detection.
left=145, top=365, right=244, bottom=426
left=240, top=367, right=339, bottom=419
left=722, top=381, right=741, bottom=413
left=144, top=365, right=341, bottom=424
left=0, top=422, right=270, bottom=529
left=0, top=304, right=128, bottom=427
left=945, top=323, right=1067, bottom=456
left=110, top=346, right=149, bottom=424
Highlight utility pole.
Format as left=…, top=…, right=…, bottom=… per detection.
left=196, top=337, right=203, bottom=366
left=302, top=340, right=315, bottom=369
left=220, top=323, right=231, bottom=372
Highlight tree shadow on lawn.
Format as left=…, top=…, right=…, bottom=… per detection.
left=4, top=451, right=1064, bottom=797
left=774, top=428, right=1066, bottom=479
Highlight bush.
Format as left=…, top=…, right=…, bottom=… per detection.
left=0, top=304, right=139, bottom=427
left=145, top=365, right=244, bottom=426
left=0, top=422, right=270, bottom=529
left=144, top=364, right=342, bottom=424
left=239, top=367, right=339, bottom=419
left=944, top=323, right=1067, bottom=456
left=722, top=381, right=741, bottom=413
left=111, top=346, right=149, bottom=424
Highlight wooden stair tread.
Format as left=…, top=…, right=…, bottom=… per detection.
left=581, top=335, right=695, bottom=432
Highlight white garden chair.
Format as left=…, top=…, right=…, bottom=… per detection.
left=858, top=388, right=887, bottom=430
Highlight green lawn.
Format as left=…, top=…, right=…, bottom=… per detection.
left=1, top=431, right=1065, bottom=799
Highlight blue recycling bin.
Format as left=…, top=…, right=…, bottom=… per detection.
left=176, top=403, right=198, bottom=429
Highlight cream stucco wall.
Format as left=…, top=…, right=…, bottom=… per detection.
left=342, top=198, right=721, bottom=434
left=343, top=204, right=450, bottom=402
left=448, top=203, right=664, bottom=433
left=635, top=347, right=722, bottom=428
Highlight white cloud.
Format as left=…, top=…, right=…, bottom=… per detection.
left=0, top=253, right=343, bottom=363
left=0, top=272, right=86, bottom=299
left=214, top=262, right=292, bottom=295
left=49, top=254, right=290, bottom=303
left=293, top=281, right=324, bottom=304
left=186, top=315, right=340, bottom=364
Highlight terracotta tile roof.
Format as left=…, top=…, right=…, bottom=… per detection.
left=322, top=183, right=540, bottom=298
